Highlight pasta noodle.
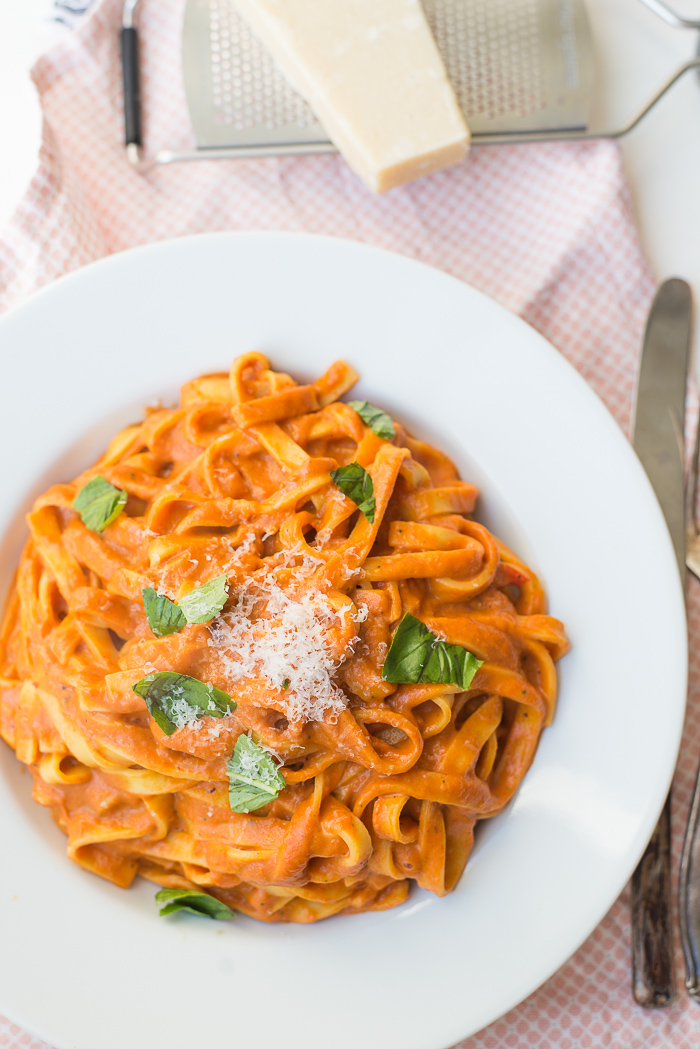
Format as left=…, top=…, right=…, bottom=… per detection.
left=0, top=354, right=568, bottom=923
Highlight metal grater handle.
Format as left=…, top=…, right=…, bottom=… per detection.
left=637, top=0, right=700, bottom=30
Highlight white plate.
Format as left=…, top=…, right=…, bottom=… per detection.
left=0, top=233, right=686, bottom=1049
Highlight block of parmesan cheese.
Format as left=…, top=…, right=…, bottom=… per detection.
left=231, top=0, right=470, bottom=192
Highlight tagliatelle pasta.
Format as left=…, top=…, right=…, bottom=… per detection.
left=0, top=353, right=568, bottom=923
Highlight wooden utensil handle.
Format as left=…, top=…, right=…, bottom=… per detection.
left=631, top=796, right=675, bottom=1007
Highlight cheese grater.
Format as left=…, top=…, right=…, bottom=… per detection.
left=121, top=0, right=700, bottom=168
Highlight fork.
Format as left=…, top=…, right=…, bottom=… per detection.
left=681, top=411, right=700, bottom=999
left=687, top=415, right=700, bottom=579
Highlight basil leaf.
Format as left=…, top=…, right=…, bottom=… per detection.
left=382, top=612, right=483, bottom=689
left=132, top=671, right=236, bottom=736
left=227, top=734, right=286, bottom=813
left=421, top=637, right=483, bottom=690
left=330, top=462, right=376, bottom=523
left=72, top=475, right=127, bottom=533
left=142, top=587, right=186, bottom=638
left=141, top=576, right=228, bottom=637
left=156, top=888, right=235, bottom=920
left=382, top=612, right=434, bottom=683
left=347, top=400, right=395, bottom=440
left=179, top=574, right=229, bottom=625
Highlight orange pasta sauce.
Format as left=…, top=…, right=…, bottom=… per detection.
left=0, top=353, right=568, bottom=922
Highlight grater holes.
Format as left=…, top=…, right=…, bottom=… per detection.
left=422, top=0, right=547, bottom=121
left=207, top=0, right=317, bottom=131
left=202, top=0, right=549, bottom=135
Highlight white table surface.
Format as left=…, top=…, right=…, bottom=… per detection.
left=2, top=0, right=700, bottom=369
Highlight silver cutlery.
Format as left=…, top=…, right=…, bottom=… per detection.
left=631, top=277, right=691, bottom=1007
left=679, top=299, right=700, bottom=1002
left=686, top=414, right=700, bottom=582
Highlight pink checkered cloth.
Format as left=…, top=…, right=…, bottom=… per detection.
left=2, top=0, right=700, bottom=1046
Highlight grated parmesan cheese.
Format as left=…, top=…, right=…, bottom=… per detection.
left=248, top=730, right=284, bottom=767
left=236, top=732, right=284, bottom=785
left=168, top=692, right=205, bottom=732
left=207, top=555, right=364, bottom=723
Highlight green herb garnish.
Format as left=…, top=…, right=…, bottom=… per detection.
left=330, top=462, right=376, bottom=523
left=227, top=734, right=286, bottom=813
left=347, top=400, right=395, bottom=440
left=141, top=575, right=228, bottom=637
left=382, top=612, right=483, bottom=689
left=156, top=888, right=235, bottom=920
left=179, top=574, right=229, bottom=625
left=72, top=475, right=127, bottom=533
left=132, top=671, right=236, bottom=736
left=142, top=587, right=187, bottom=638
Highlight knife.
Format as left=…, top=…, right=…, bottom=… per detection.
left=630, top=277, right=691, bottom=1007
